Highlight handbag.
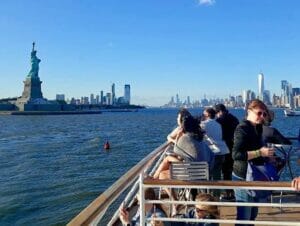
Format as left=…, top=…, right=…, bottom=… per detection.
left=246, top=160, right=279, bottom=199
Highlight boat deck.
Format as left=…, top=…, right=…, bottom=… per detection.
left=220, top=197, right=300, bottom=225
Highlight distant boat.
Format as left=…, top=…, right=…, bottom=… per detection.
left=284, top=109, right=300, bottom=116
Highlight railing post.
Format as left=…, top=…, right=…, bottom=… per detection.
left=139, top=173, right=145, bottom=226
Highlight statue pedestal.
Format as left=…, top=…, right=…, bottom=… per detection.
left=21, top=77, right=43, bottom=100
left=16, top=76, right=48, bottom=111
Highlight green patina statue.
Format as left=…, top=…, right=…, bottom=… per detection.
left=27, top=42, right=41, bottom=78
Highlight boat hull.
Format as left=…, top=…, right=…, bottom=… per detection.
left=284, top=109, right=300, bottom=116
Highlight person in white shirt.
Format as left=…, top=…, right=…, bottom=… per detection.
left=200, top=108, right=229, bottom=188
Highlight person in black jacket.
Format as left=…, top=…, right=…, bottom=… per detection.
left=232, top=99, right=275, bottom=226
left=214, top=104, right=239, bottom=200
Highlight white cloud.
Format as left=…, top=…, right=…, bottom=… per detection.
left=198, top=0, right=216, bottom=6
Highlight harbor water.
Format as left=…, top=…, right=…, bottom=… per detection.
left=0, top=108, right=299, bottom=225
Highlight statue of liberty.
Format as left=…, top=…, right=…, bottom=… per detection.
left=27, top=42, right=41, bottom=78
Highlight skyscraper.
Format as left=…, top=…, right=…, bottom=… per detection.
left=90, top=93, right=95, bottom=104
left=106, top=93, right=112, bottom=105
left=100, top=90, right=104, bottom=105
left=124, top=84, right=131, bottom=104
left=111, top=83, right=116, bottom=105
left=242, top=90, right=254, bottom=105
left=281, top=80, right=292, bottom=107
left=258, top=72, right=264, bottom=101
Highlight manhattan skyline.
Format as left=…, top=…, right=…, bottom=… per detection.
left=0, top=0, right=300, bottom=106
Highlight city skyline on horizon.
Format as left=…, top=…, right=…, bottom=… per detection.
left=1, top=1, right=300, bottom=106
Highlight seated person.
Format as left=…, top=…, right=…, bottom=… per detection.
left=154, top=115, right=214, bottom=180
left=167, top=108, right=192, bottom=144
left=173, top=193, right=219, bottom=226
left=119, top=188, right=170, bottom=226
left=262, top=109, right=292, bottom=145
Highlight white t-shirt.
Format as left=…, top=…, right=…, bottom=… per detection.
left=200, top=118, right=229, bottom=155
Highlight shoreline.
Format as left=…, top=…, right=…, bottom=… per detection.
left=0, top=109, right=140, bottom=115
left=0, top=110, right=103, bottom=115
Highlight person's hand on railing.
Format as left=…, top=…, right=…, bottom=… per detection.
left=150, top=206, right=164, bottom=226
left=291, top=177, right=300, bottom=191
left=150, top=219, right=164, bottom=226
left=119, top=205, right=130, bottom=225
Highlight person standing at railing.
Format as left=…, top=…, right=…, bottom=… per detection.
left=200, top=107, right=229, bottom=197
left=232, top=99, right=275, bottom=226
left=214, top=104, right=239, bottom=201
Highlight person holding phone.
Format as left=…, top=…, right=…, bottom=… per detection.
left=119, top=188, right=170, bottom=226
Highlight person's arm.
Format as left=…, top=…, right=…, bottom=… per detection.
left=292, top=177, right=300, bottom=191
left=167, top=127, right=180, bottom=144
left=119, top=206, right=131, bottom=226
left=247, top=146, right=274, bottom=160
left=232, top=126, right=274, bottom=161
left=232, top=126, right=248, bottom=161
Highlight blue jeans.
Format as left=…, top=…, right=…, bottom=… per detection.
left=232, top=173, right=258, bottom=226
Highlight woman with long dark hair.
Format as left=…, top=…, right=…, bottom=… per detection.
left=167, top=108, right=192, bottom=144
left=154, top=113, right=213, bottom=180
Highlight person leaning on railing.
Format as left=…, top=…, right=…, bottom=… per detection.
left=232, top=99, right=275, bottom=226
left=167, top=108, right=192, bottom=144
left=200, top=107, right=230, bottom=197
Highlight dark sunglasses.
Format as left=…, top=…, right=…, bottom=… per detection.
left=256, top=111, right=267, bottom=117
left=195, top=208, right=206, bottom=213
left=250, top=109, right=267, bottom=117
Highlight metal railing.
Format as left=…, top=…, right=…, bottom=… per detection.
left=140, top=176, right=300, bottom=226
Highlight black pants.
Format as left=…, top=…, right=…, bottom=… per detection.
left=222, top=153, right=233, bottom=180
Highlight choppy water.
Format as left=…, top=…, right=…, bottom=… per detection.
left=0, top=108, right=299, bottom=225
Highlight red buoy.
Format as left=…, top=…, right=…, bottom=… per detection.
left=104, top=141, right=110, bottom=150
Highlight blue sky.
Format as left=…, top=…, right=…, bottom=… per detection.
left=0, top=0, right=299, bottom=106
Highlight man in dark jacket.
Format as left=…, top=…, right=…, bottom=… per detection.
left=214, top=104, right=239, bottom=200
